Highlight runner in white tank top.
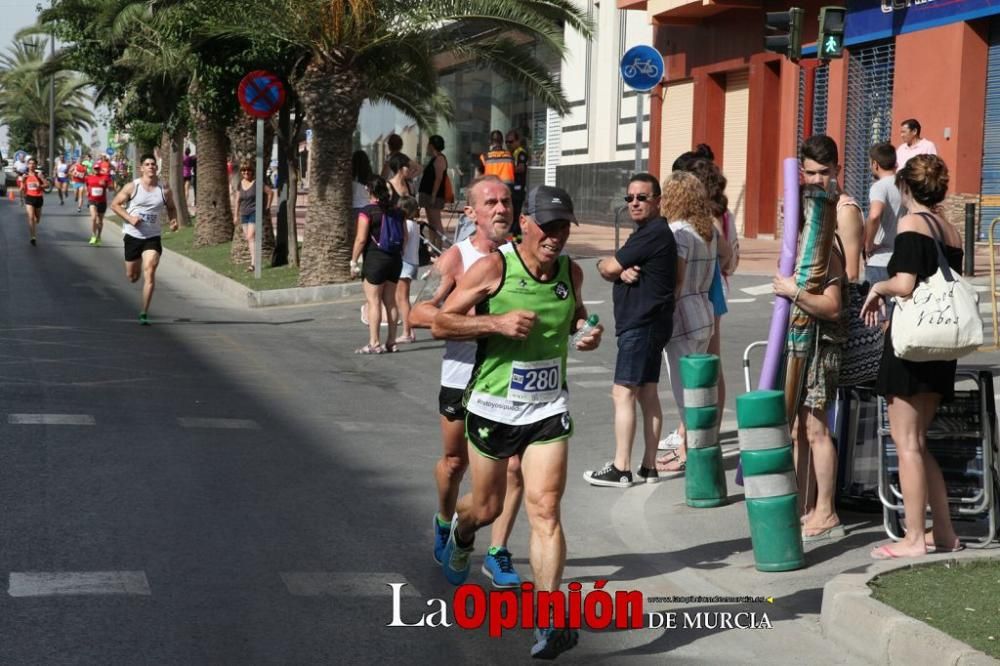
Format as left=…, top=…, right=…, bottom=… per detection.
left=110, top=153, right=178, bottom=325
left=407, top=176, right=525, bottom=586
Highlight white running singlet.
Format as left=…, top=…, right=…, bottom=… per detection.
left=438, top=241, right=515, bottom=388
left=124, top=179, right=167, bottom=239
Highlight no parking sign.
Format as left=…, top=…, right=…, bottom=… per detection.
left=237, top=70, right=285, bottom=119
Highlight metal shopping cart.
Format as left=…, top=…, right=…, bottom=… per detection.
left=877, top=369, right=1000, bottom=547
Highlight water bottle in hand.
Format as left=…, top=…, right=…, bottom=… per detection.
left=415, top=266, right=443, bottom=302
left=571, top=314, right=600, bottom=347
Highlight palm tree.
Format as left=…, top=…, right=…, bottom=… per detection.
left=0, top=38, right=95, bottom=167
left=218, top=0, right=592, bottom=285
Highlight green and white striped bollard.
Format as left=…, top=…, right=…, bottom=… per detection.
left=681, top=353, right=727, bottom=508
left=735, top=390, right=804, bottom=572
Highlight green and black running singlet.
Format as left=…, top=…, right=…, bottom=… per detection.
left=465, top=248, right=576, bottom=426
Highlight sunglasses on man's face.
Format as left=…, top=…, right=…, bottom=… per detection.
left=624, top=194, right=655, bottom=203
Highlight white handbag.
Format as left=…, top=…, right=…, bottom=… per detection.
left=891, top=214, right=983, bottom=362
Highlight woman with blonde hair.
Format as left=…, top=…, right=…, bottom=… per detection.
left=658, top=171, right=718, bottom=474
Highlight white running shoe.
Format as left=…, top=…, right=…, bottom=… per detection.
left=658, top=429, right=681, bottom=451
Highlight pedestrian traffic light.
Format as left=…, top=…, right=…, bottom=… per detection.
left=818, top=6, right=847, bottom=59
left=764, top=8, right=804, bottom=62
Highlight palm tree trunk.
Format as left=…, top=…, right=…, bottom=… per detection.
left=169, top=128, right=191, bottom=228
left=159, top=131, right=172, bottom=179
left=297, top=62, right=364, bottom=285
left=192, top=112, right=234, bottom=247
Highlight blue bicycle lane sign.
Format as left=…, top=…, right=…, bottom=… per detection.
left=620, top=45, right=664, bottom=92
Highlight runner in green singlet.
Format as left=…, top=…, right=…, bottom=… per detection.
left=432, top=185, right=603, bottom=660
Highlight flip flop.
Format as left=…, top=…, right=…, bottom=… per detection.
left=926, top=538, right=965, bottom=554
left=354, top=344, right=383, bottom=355
left=655, top=454, right=686, bottom=474
left=870, top=544, right=902, bottom=560
left=656, top=450, right=679, bottom=465
left=395, top=334, right=415, bottom=344
left=869, top=544, right=928, bottom=560
left=801, top=524, right=846, bottom=543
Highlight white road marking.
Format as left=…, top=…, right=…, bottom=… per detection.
left=727, top=298, right=755, bottom=303
left=8, top=414, right=95, bottom=426
left=574, top=380, right=611, bottom=388
left=740, top=284, right=774, bottom=296
left=281, top=572, right=418, bottom=597
left=9, top=571, right=151, bottom=597
left=566, top=366, right=610, bottom=376
left=582, top=300, right=605, bottom=305
left=177, top=417, right=260, bottom=430
left=337, top=422, right=429, bottom=434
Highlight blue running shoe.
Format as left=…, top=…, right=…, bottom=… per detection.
left=531, top=626, right=579, bottom=660
left=433, top=514, right=450, bottom=564
left=441, top=515, right=473, bottom=585
left=482, top=546, right=521, bottom=588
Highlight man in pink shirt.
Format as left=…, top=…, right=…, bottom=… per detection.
left=896, top=118, right=937, bottom=169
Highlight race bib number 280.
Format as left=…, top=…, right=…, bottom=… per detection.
left=507, top=358, right=562, bottom=403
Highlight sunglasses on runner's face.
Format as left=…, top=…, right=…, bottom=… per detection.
left=624, top=194, right=655, bottom=203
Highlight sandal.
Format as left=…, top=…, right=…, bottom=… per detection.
left=383, top=343, right=399, bottom=353
left=395, top=334, right=416, bottom=344
left=354, top=344, right=383, bottom=355
left=655, top=451, right=686, bottom=474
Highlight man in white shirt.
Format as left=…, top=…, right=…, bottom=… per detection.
left=865, top=142, right=905, bottom=284
left=896, top=118, right=937, bottom=169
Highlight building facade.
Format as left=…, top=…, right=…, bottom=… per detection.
left=623, top=0, right=1000, bottom=240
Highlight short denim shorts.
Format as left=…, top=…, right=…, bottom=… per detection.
left=614, top=322, right=671, bottom=386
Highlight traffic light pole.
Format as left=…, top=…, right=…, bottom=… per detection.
left=800, top=59, right=819, bottom=138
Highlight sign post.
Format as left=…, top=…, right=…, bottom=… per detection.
left=237, top=70, right=286, bottom=280
left=619, top=45, right=664, bottom=176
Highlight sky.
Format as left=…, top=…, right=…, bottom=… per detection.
left=0, top=0, right=109, bottom=156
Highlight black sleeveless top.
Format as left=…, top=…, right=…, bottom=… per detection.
left=876, top=223, right=964, bottom=400
left=418, top=155, right=446, bottom=198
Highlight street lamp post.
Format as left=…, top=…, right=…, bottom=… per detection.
left=48, top=38, right=55, bottom=175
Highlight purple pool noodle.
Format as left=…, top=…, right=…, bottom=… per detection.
left=737, top=158, right=799, bottom=488
left=757, top=158, right=800, bottom=391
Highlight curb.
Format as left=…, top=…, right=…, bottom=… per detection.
left=163, top=245, right=365, bottom=308
left=820, top=550, right=1000, bottom=665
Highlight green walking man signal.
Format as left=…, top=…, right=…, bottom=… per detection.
left=818, top=6, right=847, bottom=59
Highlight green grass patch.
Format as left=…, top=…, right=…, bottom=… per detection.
left=869, top=559, right=1000, bottom=657
left=110, top=216, right=301, bottom=291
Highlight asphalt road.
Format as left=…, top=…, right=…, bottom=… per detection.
left=0, top=195, right=996, bottom=664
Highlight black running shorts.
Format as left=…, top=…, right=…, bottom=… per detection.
left=24, top=195, right=43, bottom=208
left=89, top=201, right=107, bottom=215
left=124, top=235, right=163, bottom=262
left=439, top=386, right=466, bottom=421
left=466, top=411, right=573, bottom=460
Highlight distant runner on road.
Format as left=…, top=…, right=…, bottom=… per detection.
left=55, top=157, right=69, bottom=205
left=109, top=153, right=179, bottom=325
left=19, top=157, right=49, bottom=246
left=85, top=164, right=115, bottom=246
left=70, top=158, right=87, bottom=212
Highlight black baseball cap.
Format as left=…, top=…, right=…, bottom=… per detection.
left=524, top=185, right=578, bottom=226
